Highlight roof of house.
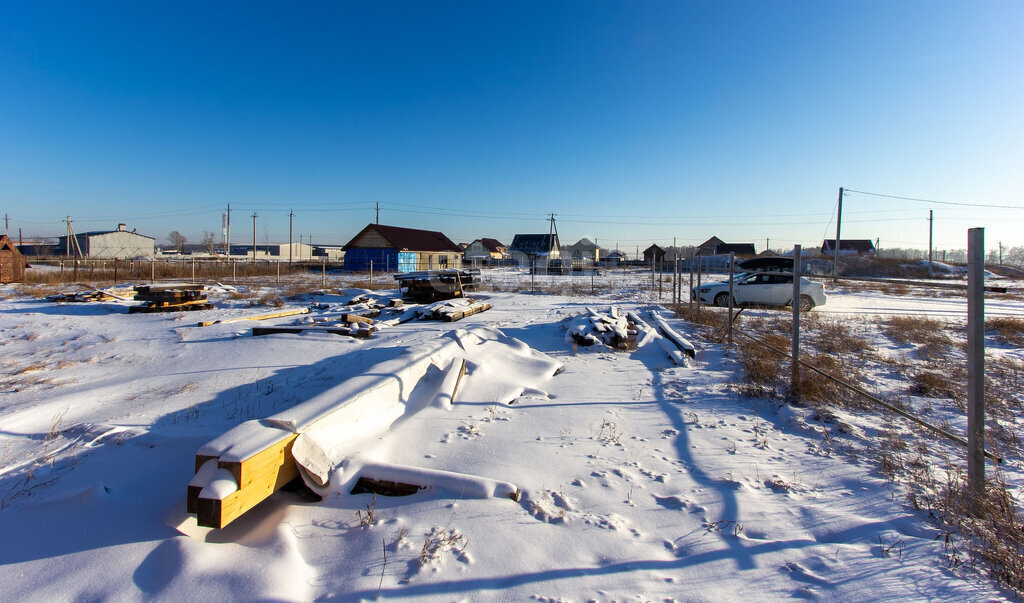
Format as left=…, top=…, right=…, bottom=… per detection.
left=571, top=238, right=599, bottom=249
left=0, top=235, right=22, bottom=254
left=643, top=244, right=665, bottom=254
left=821, top=239, right=876, bottom=253
left=475, top=238, right=506, bottom=252
left=343, top=224, right=462, bottom=252
left=716, top=243, right=756, bottom=255
left=509, top=234, right=559, bottom=253
left=698, top=236, right=725, bottom=250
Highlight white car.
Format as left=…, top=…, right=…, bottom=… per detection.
left=692, top=272, right=827, bottom=311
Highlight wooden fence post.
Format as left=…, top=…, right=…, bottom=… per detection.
left=967, top=227, right=986, bottom=512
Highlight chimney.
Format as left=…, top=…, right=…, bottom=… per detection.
left=117, top=223, right=127, bottom=231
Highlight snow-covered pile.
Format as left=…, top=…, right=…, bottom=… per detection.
left=0, top=274, right=1020, bottom=600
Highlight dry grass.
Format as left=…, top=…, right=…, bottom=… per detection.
left=806, top=316, right=872, bottom=355
left=883, top=316, right=952, bottom=347
left=988, top=317, right=1024, bottom=347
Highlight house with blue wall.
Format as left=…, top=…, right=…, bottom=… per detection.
left=342, top=223, right=463, bottom=272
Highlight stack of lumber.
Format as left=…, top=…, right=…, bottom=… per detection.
left=393, top=269, right=479, bottom=302
left=188, top=327, right=552, bottom=529
left=564, top=306, right=633, bottom=349
left=129, top=284, right=212, bottom=314
left=650, top=311, right=697, bottom=365
left=416, top=298, right=491, bottom=322
left=189, top=421, right=300, bottom=529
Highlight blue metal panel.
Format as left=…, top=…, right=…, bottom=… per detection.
left=397, top=252, right=418, bottom=273
left=343, top=248, right=398, bottom=271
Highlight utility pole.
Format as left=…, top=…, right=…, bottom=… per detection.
left=548, top=213, right=560, bottom=262
left=226, top=203, right=231, bottom=256
left=289, top=209, right=294, bottom=266
left=832, top=187, right=843, bottom=283
left=4, top=213, right=8, bottom=236
left=928, top=210, right=934, bottom=277
left=252, top=212, right=258, bottom=264
left=999, top=242, right=1004, bottom=265
left=376, top=202, right=380, bottom=225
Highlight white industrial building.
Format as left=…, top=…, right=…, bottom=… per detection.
left=57, top=223, right=154, bottom=259
left=228, top=242, right=314, bottom=261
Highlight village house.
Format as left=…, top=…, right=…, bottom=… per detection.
left=508, top=234, right=561, bottom=266
left=642, top=244, right=667, bottom=264
left=821, top=239, right=877, bottom=257
left=0, top=235, right=26, bottom=283
left=342, top=223, right=463, bottom=272
left=463, top=238, right=507, bottom=264
left=568, top=238, right=601, bottom=263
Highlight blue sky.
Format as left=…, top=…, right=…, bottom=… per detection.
left=2, top=1, right=1022, bottom=254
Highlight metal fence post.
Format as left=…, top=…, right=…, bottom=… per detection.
left=791, top=245, right=802, bottom=398
left=727, top=252, right=735, bottom=344
left=967, top=227, right=986, bottom=512
left=688, top=253, right=694, bottom=314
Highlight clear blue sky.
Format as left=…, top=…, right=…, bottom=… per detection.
left=2, top=1, right=1022, bottom=254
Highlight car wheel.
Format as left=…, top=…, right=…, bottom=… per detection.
left=714, top=292, right=731, bottom=307
left=798, top=295, right=814, bottom=312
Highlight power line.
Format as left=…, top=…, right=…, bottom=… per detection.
left=844, top=188, right=1024, bottom=210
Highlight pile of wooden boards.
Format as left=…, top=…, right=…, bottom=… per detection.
left=416, top=298, right=492, bottom=322
left=129, top=284, right=213, bottom=314
left=252, top=313, right=375, bottom=338
left=393, top=269, right=479, bottom=302
left=565, top=306, right=634, bottom=349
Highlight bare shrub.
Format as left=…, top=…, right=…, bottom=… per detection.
left=988, top=317, right=1024, bottom=347
left=909, top=371, right=959, bottom=399
left=253, top=293, right=284, bottom=308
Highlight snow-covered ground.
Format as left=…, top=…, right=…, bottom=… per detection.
left=0, top=270, right=1021, bottom=601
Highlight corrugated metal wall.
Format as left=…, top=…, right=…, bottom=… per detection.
left=343, top=248, right=400, bottom=271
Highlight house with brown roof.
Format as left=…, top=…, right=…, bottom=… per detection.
left=342, top=224, right=463, bottom=272
left=463, top=238, right=507, bottom=263
left=643, top=244, right=667, bottom=264
left=821, top=239, right=876, bottom=257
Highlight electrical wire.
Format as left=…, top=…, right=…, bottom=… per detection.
left=844, top=188, right=1024, bottom=210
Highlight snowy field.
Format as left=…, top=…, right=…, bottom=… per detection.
left=1, top=268, right=1022, bottom=601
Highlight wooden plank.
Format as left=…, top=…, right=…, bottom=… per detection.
left=252, top=326, right=360, bottom=337
left=129, top=303, right=215, bottom=314
left=198, top=307, right=310, bottom=327
left=195, top=434, right=299, bottom=529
